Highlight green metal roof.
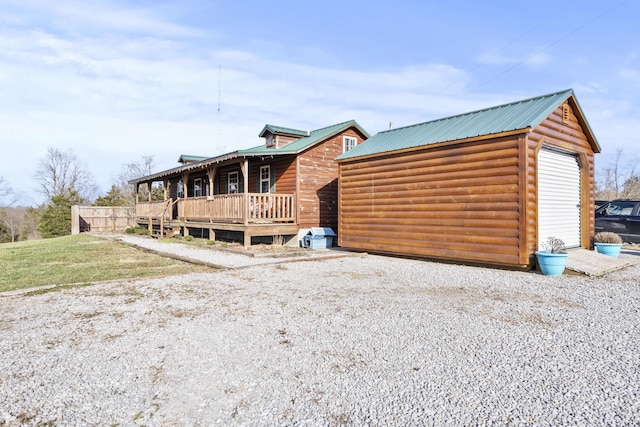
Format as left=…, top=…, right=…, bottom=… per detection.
left=337, top=89, right=598, bottom=161
left=241, top=120, right=369, bottom=156
left=178, top=154, right=209, bottom=163
left=129, top=120, right=369, bottom=184
left=258, top=124, right=309, bottom=138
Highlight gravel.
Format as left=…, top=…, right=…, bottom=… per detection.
left=1, top=239, right=639, bottom=426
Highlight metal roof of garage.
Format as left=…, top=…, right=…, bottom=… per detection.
left=336, top=89, right=599, bottom=161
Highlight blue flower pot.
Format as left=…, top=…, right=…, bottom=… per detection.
left=535, top=251, right=568, bottom=276
left=595, top=243, right=622, bottom=258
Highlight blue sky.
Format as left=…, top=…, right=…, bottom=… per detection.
left=1, top=0, right=637, bottom=205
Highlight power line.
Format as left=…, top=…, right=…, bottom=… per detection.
left=442, top=0, right=577, bottom=92
left=475, top=0, right=630, bottom=90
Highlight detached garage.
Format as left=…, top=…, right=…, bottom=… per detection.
left=336, top=89, right=600, bottom=269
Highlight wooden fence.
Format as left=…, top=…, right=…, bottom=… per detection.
left=71, top=206, right=136, bottom=234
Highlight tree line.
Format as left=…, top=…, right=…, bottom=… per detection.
left=595, top=149, right=640, bottom=201
left=0, top=148, right=155, bottom=242
left=1, top=147, right=638, bottom=243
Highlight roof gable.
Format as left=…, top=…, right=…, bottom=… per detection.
left=241, top=120, right=369, bottom=156
left=337, top=89, right=599, bottom=161
left=258, top=124, right=309, bottom=138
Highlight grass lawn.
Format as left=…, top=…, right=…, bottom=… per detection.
left=0, top=234, right=213, bottom=293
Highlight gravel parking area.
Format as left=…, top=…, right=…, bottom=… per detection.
left=1, top=245, right=639, bottom=426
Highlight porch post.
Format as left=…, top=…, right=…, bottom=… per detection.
left=240, top=159, right=249, bottom=227
left=240, top=160, right=249, bottom=193
left=163, top=179, right=169, bottom=201
left=207, top=166, right=217, bottom=197
left=182, top=173, right=190, bottom=199
left=147, top=182, right=152, bottom=234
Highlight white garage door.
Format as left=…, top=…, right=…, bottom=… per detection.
left=538, top=148, right=581, bottom=249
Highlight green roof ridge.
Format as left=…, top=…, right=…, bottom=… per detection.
left=337, top=89, right=578, bottom=161
left=243, top=120, right=366, bottom=155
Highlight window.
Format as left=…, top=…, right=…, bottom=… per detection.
left=603, top=201, right=636, bottom=216
left=194, top=178, right=203, bottom=197
left=343, top=136, right=357, bottom=152
left=260, top=166, right=271, bottom=193
left=228, top=172, right=239, bottom=193
left=266, top=134, right=274, bottom=148
left=177, top=180, right=184, bottom=198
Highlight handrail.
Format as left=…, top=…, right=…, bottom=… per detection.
left=178, top=193, right=295, bottom=223
left=137, top=194, right=296, bottom=224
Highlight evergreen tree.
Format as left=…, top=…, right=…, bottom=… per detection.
left=94, top=185, right=130, bottom=206
left=0, top=211, right=9, bottom=243
left=37, top=191, right=82, bottom=238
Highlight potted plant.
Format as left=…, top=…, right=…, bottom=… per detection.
left=594, top=231, right=623, bottom=258
left=535, top=237, right=568, bottom=276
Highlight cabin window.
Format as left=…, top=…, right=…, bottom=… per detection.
left=228, top=172, right=239, bottom=193
left=266, top=134, right=274, bottom=148
left=177, top=180, right=184, bottom=198
left=260, top=166, right=271, bottom=193
left=343, top=136, right=357, bottom=152
left=194, top=178, right=203, bottom=197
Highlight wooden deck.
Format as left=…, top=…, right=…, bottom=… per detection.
left=135, top=193, right=298, bottom=246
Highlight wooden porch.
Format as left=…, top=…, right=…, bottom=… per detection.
left=135, top=193, right=298, bottom=246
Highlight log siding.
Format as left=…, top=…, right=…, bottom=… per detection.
left=338, top=97, right=598, bottom=269
left=298, top=130, right=366, bottom=230
left=339, top=136, right=523, bottom=266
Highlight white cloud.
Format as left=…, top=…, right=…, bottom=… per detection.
left=1, top=0, right=638, bottom=205
left=0, top=0, right=206, bottom=38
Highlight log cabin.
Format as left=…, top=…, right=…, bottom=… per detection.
left=130, top=120, right=369, bottom=246
left=335, top=89, right=600, bottom=269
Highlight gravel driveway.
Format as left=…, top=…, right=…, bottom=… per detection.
left=1, top=242, right=639, bottom=426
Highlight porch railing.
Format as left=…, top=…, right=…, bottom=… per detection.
left=136, top=200, right=172, bottom=221
left=176, top=193, right=296, bottom=224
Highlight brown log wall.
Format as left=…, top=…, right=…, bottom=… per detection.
left=248, top=157, right=297, bottom=194
left=339, top=137, right=523, bottom=266
left=298, top=129, right=366, bottom=229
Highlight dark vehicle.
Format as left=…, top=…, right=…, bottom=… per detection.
left=595, top=199, right=640, bottom=243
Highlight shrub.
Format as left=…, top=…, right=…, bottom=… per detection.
left=126, top=226, right=149, bottom=235
left=594, top=231, right=623, bottom=244
left=540, top=236, right=567, bottom=254
left=184, top=235, right=193, bottom=241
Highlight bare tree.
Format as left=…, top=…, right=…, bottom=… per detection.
left=596, top=149, right=640, bottom=200
left=35, top=147, right=98, bottom=203
left=0, top=176, right=21, bottom=242
left=117, top=154, right=156, bottom=184
left=0, top=176, right=12, bottom=206
left=1, top=207, right=24, bottom=243
left=113, top=154, right=157, bottom=206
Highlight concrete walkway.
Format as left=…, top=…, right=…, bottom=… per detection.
left=115, top=235, right=365, bottom=270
